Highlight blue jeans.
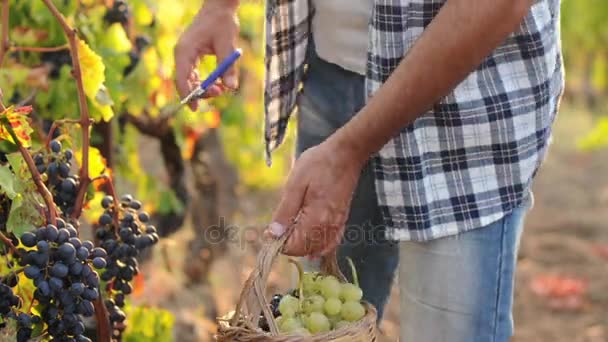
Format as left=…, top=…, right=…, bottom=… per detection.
left=296, top=47, right=530, bottom=341
left=399, top=196, right=531, bottom=342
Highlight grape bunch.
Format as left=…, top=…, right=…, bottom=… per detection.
left=104, top=0, right=130, bottom=26
left=18, top=220, right=101, bottom=341
left=95, top=194, right=159, bottom=340
left=0, top=277, right=20, bottom=316
left=0, top=272, right=39, bottom=342
left=40, top=50, right=72, bottom=79
left=260, top=261, right=366, bottom=335
left=35, top=140, right=79, bottom=216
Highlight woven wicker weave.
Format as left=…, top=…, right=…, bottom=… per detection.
left=215, top=225, right=377, bottom=341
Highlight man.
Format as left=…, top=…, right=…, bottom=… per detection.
left=175, top=0, right=564, bottom=340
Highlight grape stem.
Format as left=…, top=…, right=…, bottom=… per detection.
left=41, top=0, right=93, bottom=222
left=287, top=258, right=305, bottom=309
left=0, top=232, right=19, bottom=256
left=0, top=0, right=9, bottom=67
left=41, top=1, right=111, bottom=341
left=346, top=257, right=360, bottom=288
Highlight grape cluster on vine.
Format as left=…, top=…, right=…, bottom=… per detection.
left=95, top=194, right=159, bottom=340
left=40, top=50, right=72, bottom=79
left=104, top=0, right=130, bottom=26
left=34, top=139, right=79, bottom=216
left=13, top=219, right=102, bottom=341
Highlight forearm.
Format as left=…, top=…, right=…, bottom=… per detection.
left=330, top=0, right=535, bottom=161
left=204, top=0, right=239, bottom=11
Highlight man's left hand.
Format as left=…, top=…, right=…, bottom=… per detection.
left=265, top=139, right=366, bottom=256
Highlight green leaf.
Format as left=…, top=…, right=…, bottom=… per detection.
left=157, top=190, right=185, bottom=215
left=7, top=194, right=40, bottom=236
left=0, top=165, right=17, bottom=198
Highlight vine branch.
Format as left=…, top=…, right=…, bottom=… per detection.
left=0, top=103, right=58, bottom=225
left=0, top=232, right=19, bottom=256
left=0, top=0, right=9, bottom=66
left=41, top=0, right=92, bottom=221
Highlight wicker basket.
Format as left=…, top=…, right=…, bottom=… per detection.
left=215, top=225, right=378, bottom=341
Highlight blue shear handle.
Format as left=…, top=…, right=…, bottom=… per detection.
left=199, top=49, right=242, bottom=91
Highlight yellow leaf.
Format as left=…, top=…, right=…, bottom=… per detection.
left=75, top=146, right=106, bottom=178
left=82, top=191, right=105, bottom=225
left=0, top=106, right=34, bottom=148
left=77, top=39, right=105, bottom=100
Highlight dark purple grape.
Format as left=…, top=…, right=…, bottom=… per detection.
left=24, top=266, right=41, bottom=279
left=19, top=232, right=36, bottom=248
left=92, top=257, right=106, bottom=269
left=50, top=263, right=68, bottom=278
left=50, top=140, right=62, bottom=153
left=99, top=213, right=112, bottom=226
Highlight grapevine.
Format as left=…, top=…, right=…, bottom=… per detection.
left=0, top=1, right=164, bottom=341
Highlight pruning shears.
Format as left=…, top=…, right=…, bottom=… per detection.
left=180, top=49, right=243, bottom=106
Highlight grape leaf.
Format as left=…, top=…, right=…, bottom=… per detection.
left=123, top=304, right=175, bottom=342
left=77, top=39, right=115, bottom=122
left=0, top=165, right=17, bottom=198
left=0, top=106, right=34, bottom=148
left=6, top=194, right=40, bottom=236
left=78, top=38, right=105, bottom=99
left=0, top=155, right=44, bottom=235
left=75, top=146, right=107, bottom=178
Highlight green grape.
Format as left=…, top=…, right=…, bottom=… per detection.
left=340, top=301, right=366, bottom=322
left=302, top=272, right=319, bottom=294
left=302, top=294, right=325, bottom=314
left=279, top=317, right=303, bottom=333
left=319, top=275, right=341, bottom=299
left=274, top=316, right=284, bottom=328
left=333, top=320, right=350, bottom=330
left=278, top=295, right=300, bottom=317
left=323, top=297, right=342, bottom=316
left=340, top=283, right=363, bottom=302
left=327, top=314, right=341, bottom=327
left=305, top=312, right=331, bottom=334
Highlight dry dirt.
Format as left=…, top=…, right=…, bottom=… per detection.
left=131, top=107, right=608, bottom=342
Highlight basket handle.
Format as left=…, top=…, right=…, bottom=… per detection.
left=229, top=222, right=346, bottom=335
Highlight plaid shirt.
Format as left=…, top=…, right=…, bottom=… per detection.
left=264, top=0, right=564, bottom=241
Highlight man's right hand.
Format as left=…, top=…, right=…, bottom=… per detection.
left=174, top=0, right=240, bottom=111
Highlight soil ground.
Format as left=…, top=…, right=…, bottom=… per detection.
left=132, top=106, right=608, bottom=342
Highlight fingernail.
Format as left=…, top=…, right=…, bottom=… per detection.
left=268, top=222, right=285, bottom=237
left=224, top=76, right=238, bottom=89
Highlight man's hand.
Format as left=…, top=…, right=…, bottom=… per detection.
left=266, top=138, right=367, bottom=256
left=174, top=0, right=240, bottom=111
